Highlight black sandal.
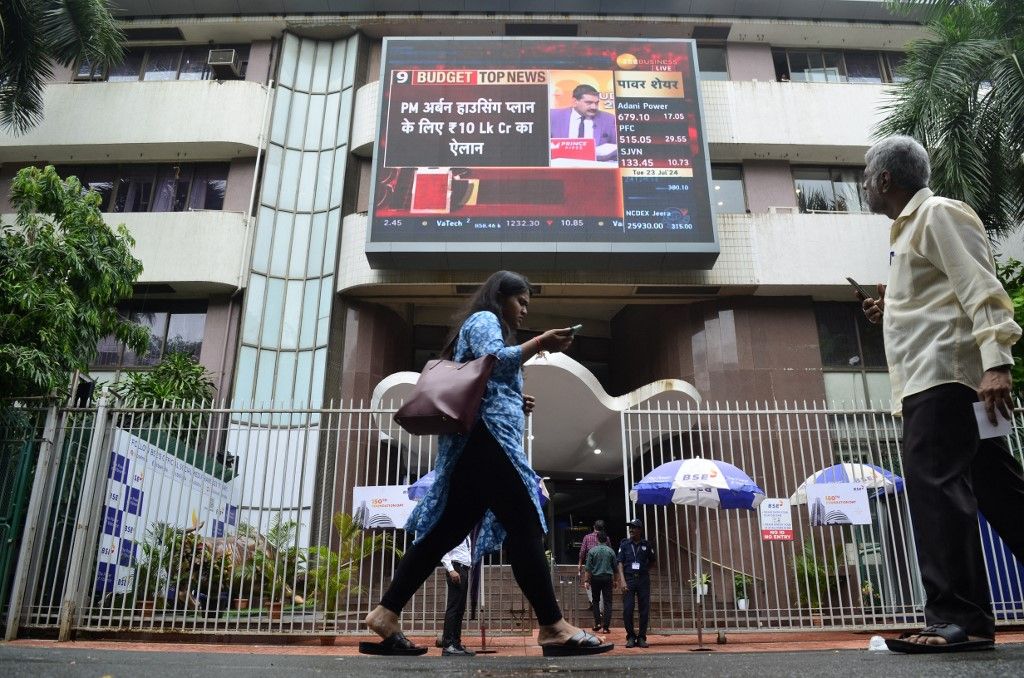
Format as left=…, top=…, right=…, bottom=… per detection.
left=541, top=630, right=614, bottom=657
left=358, top=631, right=429, bottom=656
left=885, top=623, right=994, bottom=654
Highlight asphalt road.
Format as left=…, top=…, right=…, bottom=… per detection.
left=4, top=644, right=1024, bottom=678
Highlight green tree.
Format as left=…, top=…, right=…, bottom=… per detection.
left=0, top=165, right=147, bottom=400
left=878, top=0, right=1024, bottom=233
left=1, top=1, right=124, bottom=134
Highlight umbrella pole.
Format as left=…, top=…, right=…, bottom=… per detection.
left=691, top=496, right=711, bottom=652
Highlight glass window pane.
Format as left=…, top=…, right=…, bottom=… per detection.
left=108, top=49, right=144, bottom=81
left=793, top=167, right=834, bottom=212
left=75, top=166, right=116, bottom=211
left=710, top=165, right=745, bottom=213
left=243, top=274, right=266, bottom=343
left=845, top=52, right=882, bottom=84
left=886, top=53, right=908, bottom=83
left=831, top=168, right=865, bottom=213
left=123, top=311, right=168, bottom=366
left=179, top=47, right=209, bottom=80
left=188, top=163, right=228, bottom=210
left=772, top=49, right=790, bottom=81
left=143, top=48, right=181, bottom=81
left=280, top=280, right=303, bottom=349
left=815, top=303, right=860, bottom=368
left=113, top=167, right=155, bottom=213
left=94, top=333, right=122, bottom=367
left=823, top=372, right=867, bottom=408
left=697, top=46, right=728, bottom=81
left=864, top=372, right=892, bottom=409
left=165, top=312, right=206, bottom=360
left=306, top=211, right=327, bottom=276
left=787, top=50, right=825, bottom=82
left=856, top=308, right=887, bottom=368
left=822, top=51, right=847, bottom=83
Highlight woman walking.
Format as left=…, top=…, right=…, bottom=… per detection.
left=360, top=270, right=613, bottom=657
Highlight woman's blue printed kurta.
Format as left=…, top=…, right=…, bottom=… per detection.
left=404, top=311, right=546, bottom=561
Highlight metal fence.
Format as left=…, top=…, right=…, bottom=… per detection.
left=3, top=398, right=1022, bottom=640
left=622, top=400, right=1024, bottom=632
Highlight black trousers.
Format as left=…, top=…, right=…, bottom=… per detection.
left=442, top=562, right=470, bottom=645
left=902, top=383, right=1024, bottom=638
left=590, top=575, right=612, bottom=628
left=622, top=574, right=650, bottom=639
left=379, top=423, right=562, bottom=625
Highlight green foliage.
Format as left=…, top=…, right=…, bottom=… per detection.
left=302, top=512, right=400, bottom=613
left=878, top=1, right=1024, bottom=232
left=792, top=541, right=839, bottom=609
left=111, top=353, right=216, bottom=406
left=997, top=258, right=1024, bottom=397
left=733, top=572, right=754, bottom=599
left=0, top=165, right=146, bottom=400
left=1, top=1, right=124, bottom=133
left=688, top=571, right=710, bottom=590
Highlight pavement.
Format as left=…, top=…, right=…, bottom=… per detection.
left=3, top=629, right=1024, bottom=677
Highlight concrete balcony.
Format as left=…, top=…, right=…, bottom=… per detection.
left=749, top=211, right=891, bottom=297
left=336, top=209, right=889, bottom=295
left=702, top=81, right=890, bottom=163
left=0, top=80, right=270, bottom=163
left=106, top=211, right=250, bottom=294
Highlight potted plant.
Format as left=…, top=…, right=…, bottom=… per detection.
left=733, top=573, right=754, bottom=611
left=689, top=572, right=710, bottom=596
left=793, top=541, right=837, bottom=625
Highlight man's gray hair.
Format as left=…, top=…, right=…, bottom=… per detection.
left=865, top=135, right=931, bottom=191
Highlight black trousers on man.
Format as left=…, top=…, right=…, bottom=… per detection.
left=442, top=562, right=470, bottom=646
left=590, top=575, right=612, bottom=629
left=902, top=383, right=1024, bottom=639
left=622, top=573, right=650, bottom=640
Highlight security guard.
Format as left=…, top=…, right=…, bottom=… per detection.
left=616, top=518, right=656, bottom=648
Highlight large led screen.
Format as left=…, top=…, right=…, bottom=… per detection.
left=366, top=38, right=718, bottom=270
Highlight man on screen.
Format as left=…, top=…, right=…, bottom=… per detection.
left=549, top=84, right=618, bottom=161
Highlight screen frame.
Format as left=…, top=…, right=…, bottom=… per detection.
left=364, top=36, right=720, bottom=271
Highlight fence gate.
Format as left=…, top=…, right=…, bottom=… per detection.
left=620, top=400, right=1024, bottom=632
left=5, top=399, right=1022, bottom=640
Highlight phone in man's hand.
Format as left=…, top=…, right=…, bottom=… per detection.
left=846, top=277, right=874, bottom=300
left=570, top=324, right=583, bottom=336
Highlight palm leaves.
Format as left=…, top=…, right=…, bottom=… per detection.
left=878, top=1, right=1024, bottom=232
left=0, top=0, right=124, bottom=134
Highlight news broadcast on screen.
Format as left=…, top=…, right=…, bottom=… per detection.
left=367, top=38, right=717, bottom=268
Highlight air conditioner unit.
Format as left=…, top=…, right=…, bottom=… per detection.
left=207, top=48, right=240, bottom=79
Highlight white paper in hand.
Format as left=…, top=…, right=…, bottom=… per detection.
left=973, top=402, right=1012, bottom=439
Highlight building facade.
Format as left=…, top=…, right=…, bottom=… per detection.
left=3, top=4, right=1023, bottom=619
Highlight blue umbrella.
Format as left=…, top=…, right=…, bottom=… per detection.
left=631, top=457, right=764, bottom=651
left=789, top=463, right=904, bottom=505
left=630, top=457, right=766, bottom=509
left=408, top=469, right=550, bottom=506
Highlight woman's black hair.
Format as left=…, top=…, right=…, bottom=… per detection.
left=441, top=270, right=534, bottom=358
left=597, top=531, right=608, bottom=544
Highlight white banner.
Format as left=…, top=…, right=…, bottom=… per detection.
left=758, top=497, right=794, bottom=541
left=352, top=485, right=415, bottom=529
left=806, top=482, right=870, bottom=526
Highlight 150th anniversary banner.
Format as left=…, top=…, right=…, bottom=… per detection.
left=366, top=38, right=718, bottom=270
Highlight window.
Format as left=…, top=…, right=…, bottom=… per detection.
left=696, top=45, right=729, bottom=81
left=56, top=163, right=230, bottom=213
left=93, top=302, right=207, bottom=369
left=772, top=49, right=906, bottom=84
left=793, top=166, right=867, bottom=213
left=74, top=45, right=249, bottom=82
left=710, top=165, right=745, bottom=213
left=815, top=302, right=890, bottom=407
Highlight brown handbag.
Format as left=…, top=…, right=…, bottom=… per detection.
left=394, top=354, right=496, bottom=435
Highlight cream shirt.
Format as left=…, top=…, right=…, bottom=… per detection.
left=883, top=188, right=1021, bottom=415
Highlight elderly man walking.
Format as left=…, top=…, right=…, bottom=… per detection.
left=858, top=135, right=1023, bottom=654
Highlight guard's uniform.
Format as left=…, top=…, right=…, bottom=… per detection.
left=617, top=536, right=655, bottom=641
